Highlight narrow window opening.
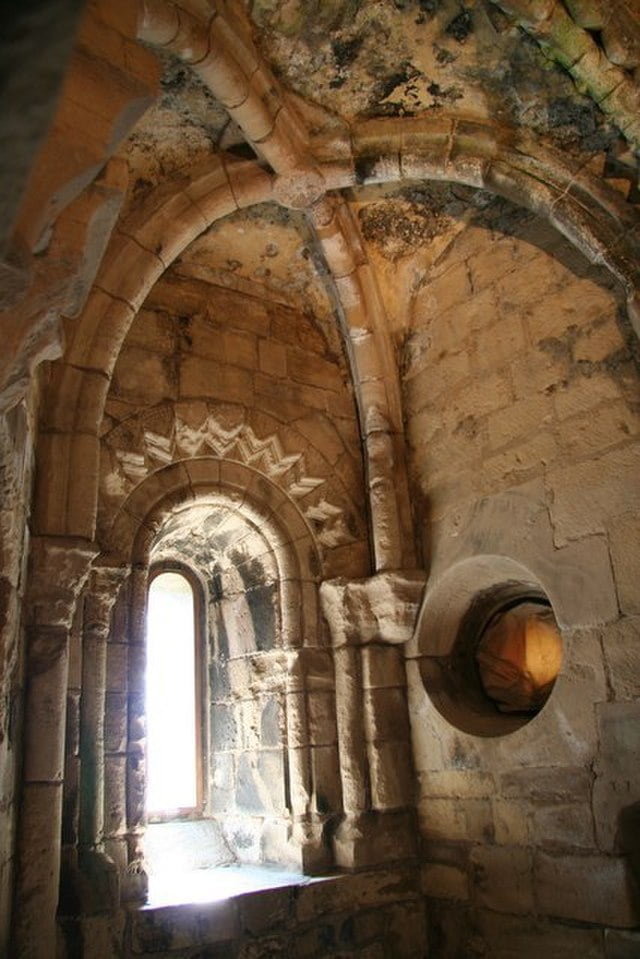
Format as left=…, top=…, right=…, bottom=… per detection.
left=146, top=570, right=200, bottom=816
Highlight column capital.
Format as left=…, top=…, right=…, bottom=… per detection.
left=83, top=564, right=129, bottom=634
left=320, top=570, right=426, bottom=648
left=27, top=536, right=98, bottom=629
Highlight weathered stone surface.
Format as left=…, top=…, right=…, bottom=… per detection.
left=529, top=803, right=595, bottom=850
left=361, top=645, right=406, bottom=690
left=470, top=845, right=535, bottom=914
left=421, top=862, right=469, bottom=901
left=499, top=767, right=593, bottom=803
left=5, top=1, right=640, bottom=956
left=295, top=867, right=420, bottom=922
left=130, top=899, right=239, bottom=952
left=592, top=702, right=640, bottom=853
left=604, top=928, right=640, bottom=959
left=602, top=617, right=640, bottom=700
left=368, top=740, right=415, bottom=810
left=608, top=513, right=640, bottom=615
left=476, top=910, right=605, bottom=959
left=321, top=571, right=426, bottom=648
left=535, top=851, right=640, bottom=926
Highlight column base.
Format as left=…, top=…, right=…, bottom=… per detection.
left=333, top=810, right=417, bottom=870
left=59, top=848, right=119, bottom=916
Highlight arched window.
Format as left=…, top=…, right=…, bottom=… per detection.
left=146, top=569, right=203, bottom=816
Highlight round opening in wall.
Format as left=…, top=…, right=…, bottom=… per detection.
left=475, top=599, right=562, bottom=715
left=416, top=558, right=564, bottom=737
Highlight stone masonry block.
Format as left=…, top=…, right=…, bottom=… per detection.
left=471, top=845, right=534, bottom=915
left=462, top=799, right=495, bottom=843
left=558, top=401, right=638, bottom=461
left=130, top=899, right=239, bottom=953
left=474, top=316, right=526, bottom=374
left=608, top=513, right=640, bottom=615
left=106, top=643, right=127, bottom=693
left=223, top=329, right=257, bottom=371
left=605, top=928, right=640, bottom=959
left=240, top=887, right=291, bottom=936
left=104, top=756, right=127, bottom=838
left=421, top=862, right=469, bottom=901
left=384, top=900, right=429, bottom=959
left=311, top=745, right=342, bottom=814
left=602, top=617, right=640, bottom=700
left=466, top=235, right=522, bottom=293
left=493, top=800, right=530, bottom=846
left=499, top=767, right=592, bottom=803
left=487, top=394, right=553, bottom=450
left=553, top=533, right=619, bottom=626
left=369, top=740, right=415, bottom=810
left=534, top=851, right=639, bottom=927
left=258, top=338, right=287, bottom=378
left=530, top=803, right=595, bottom=851
left=361, top=645, right=406, bottom=689
left=104, top=698, right=127, bottom=764
left=593, top=701, right=640, bottom=852
left=477, top=910, right=605, bottom=959
left=548, top=446, right=640, bottom=546
left=307, top=691, right=338, bottom=746
left=418, top=798, right=467, bottom=842
left=481, top=431, right=557, bottom=491
left=363, top=687, right=410, bottom=743
left=420, top=770, right=496, bottom=799
left=553, top=371, right=623, bottom=421
left=294, top=868, right=420, bottom=923
left=415, top=260, right=472, bottom=318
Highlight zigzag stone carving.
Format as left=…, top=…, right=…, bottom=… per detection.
left=102, top=405, right=354, bottom=548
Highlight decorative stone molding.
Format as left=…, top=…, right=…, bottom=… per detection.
left=320, top=571, right=424, bottom=869
left=26, top=536, right=98, bottom=629
left=320, top=571, right=427, bottom=649
left=101, top=404, right=358, bottom=556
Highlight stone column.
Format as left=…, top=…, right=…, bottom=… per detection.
left=59, top=601, right=84, bottom=914
left=121, top=564, right=149, bottom=902
left=285, top=646, right=338, bottom=874
left=13, top=536, right=97, bottom=959
left=103, top=575, right=131, bottom=886
left=76, top=566, right=127, bottom=911
left=320, top=571, right=425, bottom=870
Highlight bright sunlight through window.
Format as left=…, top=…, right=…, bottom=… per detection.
left=146, top=571, right=199, bottom=815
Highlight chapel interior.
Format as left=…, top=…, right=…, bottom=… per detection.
left=2, top=1, right=640, bottom=957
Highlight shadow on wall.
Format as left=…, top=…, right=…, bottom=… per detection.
left=618, top=801, right=640, bottom=908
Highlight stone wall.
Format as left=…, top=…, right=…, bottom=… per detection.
left=402, top=202, right=640, bottom=956
left=63, top=865, right=427, bottom=959
left=99, top=267, right=368, bottom=582
left=0, top=387, right=39, bottom=953
left=93, top=266, right=363, bottom=880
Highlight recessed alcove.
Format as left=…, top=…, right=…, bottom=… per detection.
left=142, top=496, right=298, bottom=877
left=416, top=556, right=564, bottom=738
left=475, top=598, right=562, bottom=714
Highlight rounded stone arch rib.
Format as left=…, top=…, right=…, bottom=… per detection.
left=101, top=459, right=343, bottom=873
left=35, top=114, right=640, bottom=559
left=33, top=155, right=274, bottom=543
left=336, top=116, right=640, bottom=331
left=100, top=456, right=326, bottom=649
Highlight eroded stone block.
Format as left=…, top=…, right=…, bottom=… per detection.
left=534, top=851, right=639, bottom=926
left=470, top=845, right=534, bottom=914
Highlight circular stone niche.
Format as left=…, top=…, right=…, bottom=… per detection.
left=418, top=559, right=563, bottom=737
